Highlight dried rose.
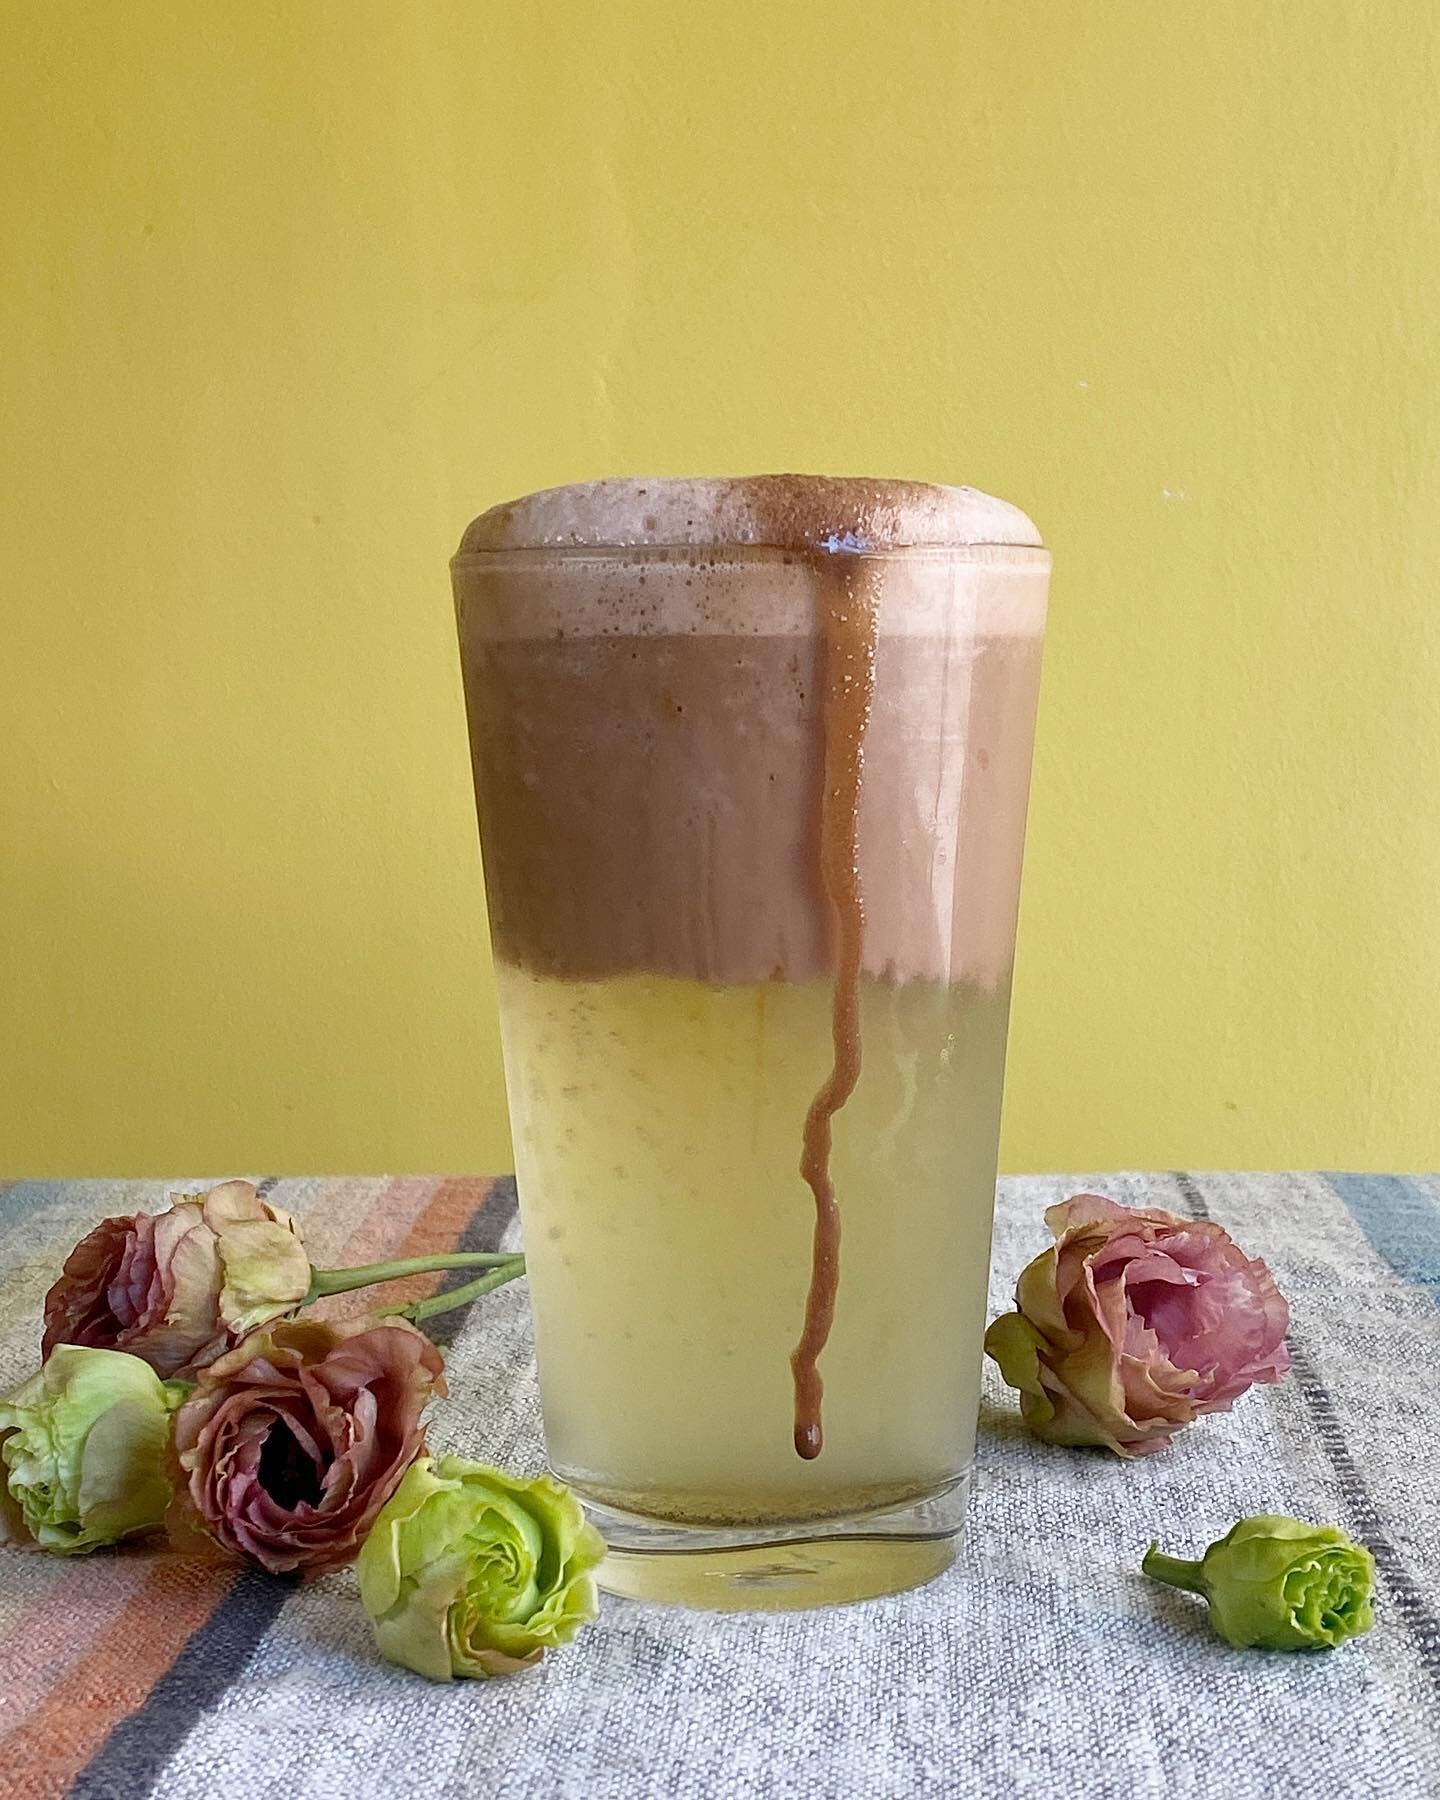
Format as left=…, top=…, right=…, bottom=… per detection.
left=1144, top=1516, right=1375, bottom=1650
left=985, top=1194, right=1290, bottom=1456
left=42, top=1181, right=311, bottom=1378
left=0, top=1347, right=187, bottom=1554
left=170, top=1315, right=445, bottom=1575
left=357, top=1456, right=604, bottom=1680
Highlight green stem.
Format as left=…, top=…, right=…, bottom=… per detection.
left=379, top=1256, right=527, bottom=1325
left=306, top=1251, right=519, bottom=1301
left=1142, top=1543, right=1208, bottom=1595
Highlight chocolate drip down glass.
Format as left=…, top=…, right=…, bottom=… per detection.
left=452, top=477, right=1049, bottom=1608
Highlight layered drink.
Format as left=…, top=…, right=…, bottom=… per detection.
left=452, top=476, right=1048, bottom=1607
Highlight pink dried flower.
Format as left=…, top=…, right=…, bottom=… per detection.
left=42, top=1181, right=311, bottom=1378
left=170, top=1315, right=445, bottom=1575
left=985, top=1194, right=1290, bottom=1457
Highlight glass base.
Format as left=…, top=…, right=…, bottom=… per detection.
left=584, top=1474, right=968, bottom=1612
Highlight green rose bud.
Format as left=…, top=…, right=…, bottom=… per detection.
left=357, top=1454, right=605, bottom=1681
left=1143, top=1514, right=1376, bottom=1650
left=0, top=1347, right=187, bottom=1555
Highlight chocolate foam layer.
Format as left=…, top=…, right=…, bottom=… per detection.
left=454, top=547, right=1046, bottom=991
left=457, top=474, right=1042, bottom=555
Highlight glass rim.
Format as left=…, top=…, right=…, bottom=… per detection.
left=451, top=540, right=1052, bottom=572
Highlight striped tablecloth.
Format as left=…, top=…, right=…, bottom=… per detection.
left=1, top=1172, right=1437, bottom=1800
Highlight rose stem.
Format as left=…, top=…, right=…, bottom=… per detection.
left=378, top=1256, right=528, bottom=1325
left=1141, top=1544, right=1208, bottom=1593
left=306, top=1251, right=519, bottom=1301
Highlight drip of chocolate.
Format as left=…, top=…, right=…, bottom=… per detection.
left=790, top=553, right=881, bottom=1459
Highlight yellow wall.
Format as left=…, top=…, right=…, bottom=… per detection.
left=4, top=3, right=1438, bottom=1177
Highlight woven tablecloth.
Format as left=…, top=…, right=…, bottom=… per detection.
left=1, top=1172, right=1437, bottom=1799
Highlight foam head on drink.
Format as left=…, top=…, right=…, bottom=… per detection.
left=453, top=477, right=1047, bottom=1527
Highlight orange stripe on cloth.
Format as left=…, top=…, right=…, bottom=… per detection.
left=324, top=1175, right=502, bottom=1320
left=0, top=1174, right=500, bottom=1799
left=329, top=1173, right=446, bottom=1266
left=0, top=1558, right=234, bottom=1800
left=0, top=1557, right=152, bottom=1740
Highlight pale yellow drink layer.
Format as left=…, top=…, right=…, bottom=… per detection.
left=497, top=964, right=1010, bottom=1523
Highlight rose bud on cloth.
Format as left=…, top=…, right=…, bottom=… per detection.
left=171, top=1316, right=445, bottom=1575
left=357, top=1455, right=605, bottom=1680
left=985, top=1194, right=1290, bottom=1456
left=1144, top=1515, right=1375, bottom=1650
left=43, top=1181, right=311, bottom=1378
left=0, top=1346, right=187, bottom=1554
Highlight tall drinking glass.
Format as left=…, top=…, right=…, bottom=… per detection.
left=452, top=477, right=1048, bottom=1608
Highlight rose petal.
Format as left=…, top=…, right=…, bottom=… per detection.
left=988, top=1193, right=1291, bottom=1457
left=169, top=1315, right=445, bottom=1575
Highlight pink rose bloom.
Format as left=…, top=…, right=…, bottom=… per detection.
left=985, top=1194, right=1290, bottom=1457
left=170, top=1315, right=446, bottom=1575
left=42, top=1181, right=312, bottom=1379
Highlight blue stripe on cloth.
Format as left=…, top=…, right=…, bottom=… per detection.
left=1325, top=1173, right=1440, bottom=1308
left=67, top=1569, right=293, bottom=1800
left=422, top=1175, right=519, bottom=1350
left=1173, top=1172, right=1440, bottom=1691
left=0, top=1178, right=278, bottom=1240
left=0, top=1182, right=61, bottom=1231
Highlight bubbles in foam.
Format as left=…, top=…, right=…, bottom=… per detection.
left=456, top=483, right=1049, bottom=653
left=457, top=474, right=1043, bottom=556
